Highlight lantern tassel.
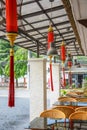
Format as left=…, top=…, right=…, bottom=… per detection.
left=8, top=48, right=15, bottom=107
left=7, top=33, right=17, bottom=107
left=62, top=67, right=66, bottom=88
left=50, top=56, right=54, bottom=91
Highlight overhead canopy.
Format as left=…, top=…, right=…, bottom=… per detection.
left=0, top=0, right=85, bottom=56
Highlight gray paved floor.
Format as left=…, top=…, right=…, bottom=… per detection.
left=0, top=88, right=30, bottom=130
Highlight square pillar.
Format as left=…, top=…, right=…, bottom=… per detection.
left=29, top=58, right=47, bottom=121
left=47, top=63, right=61, bottom=107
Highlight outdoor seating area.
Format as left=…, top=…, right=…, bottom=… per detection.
left=29, top=87, right=87, bottom=129
left=30, top=103, right=87, bottom=130
left=29, top=94, right=87, bottom=129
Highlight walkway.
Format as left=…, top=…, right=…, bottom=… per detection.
left=0, top=88, right=30, bottom=130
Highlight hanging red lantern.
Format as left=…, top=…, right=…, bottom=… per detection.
left=6, top=0, right=18, bottom=32
left=67, top=53, right=72, bottom=68
left=47, top=25, right=54, bottom=49
left=68, top=61, right=72, bottom=68
left=6, top=0, right=18, bottom=107
left=47, top=24, right=55, bottom=91
left=60, top=41, right=66, bottom=88
left=60, top=41, right=66, bottom=63
left=67, top=53, right=72, bottom=88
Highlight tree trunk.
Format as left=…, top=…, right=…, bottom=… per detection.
left=16, top=78, right=18, bottom=88
left=24, top=77, right=26, bottom=88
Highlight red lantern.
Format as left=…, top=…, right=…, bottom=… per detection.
left=67, top=52, right=72, bottom=68
left=6, top=0, right=18, bottom=107
left=6, top=0, right=18, bottom=33
left=61, top=42, right=66, bottom=63
left=60, top=41, right=66, bottom=88
left=47, top=24, right=54, bottom=91
left=68, top=61, right=72, bottom=68
left=48, top=25, right=54, bottom=49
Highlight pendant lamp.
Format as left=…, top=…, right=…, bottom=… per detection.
left=47, top=0, right=58, bottom=91
left=47, top=42, right=58, bottom=56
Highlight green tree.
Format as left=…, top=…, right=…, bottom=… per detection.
left=4, top=47, right=28, bottom=87
left=14, top=48, right=28, bottom=87
left=14, top=47, right=28, bottom=77
left=0, top=40, right=10, bottom=81
left=0, top=39, right=28, bottom=87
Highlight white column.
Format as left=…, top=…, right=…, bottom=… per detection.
left=27, top=51, right=32, bottom=89
left=29, top=58, right=47, bottom=121
left=27, top=63, right=30, bottom=89
left=47, top=63, right=61, bottom=108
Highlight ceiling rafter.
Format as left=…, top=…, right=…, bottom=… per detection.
left=0, top=0, right=84, bottom=56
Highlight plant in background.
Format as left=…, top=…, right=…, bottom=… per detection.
left=61, top=89, right=67, bottom=96
left=72, top=83, right=75, bottom=89
left=66, top=84, right=70, bottom=89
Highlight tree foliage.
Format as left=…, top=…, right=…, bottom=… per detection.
left=0, top=40, right=10, bottom=76
left=0, top=39, right=28, bottom=79
left=14, top=48, right=28, bottom=79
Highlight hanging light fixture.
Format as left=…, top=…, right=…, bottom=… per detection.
left=47, top=42, right=58, bottom=56
left=67, top=53, right=72, bottom=68
left=60, top=41, right=66, bottom=88
left=6, top=0, right=18, bottom=107
left=47, top=0, right=57, bottom=57
left=47, top=0, right=57, bottom=91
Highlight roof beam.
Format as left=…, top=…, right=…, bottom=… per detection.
left=20, top=5, right=64, bottom=18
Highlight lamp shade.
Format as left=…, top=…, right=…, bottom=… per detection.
left=47, top=42, right=58, bottom=56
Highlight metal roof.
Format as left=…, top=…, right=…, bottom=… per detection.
left=0, top=0, right=84, bottom=56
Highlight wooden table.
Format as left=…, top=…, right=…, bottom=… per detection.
left=53, top=101, right=87, bottom=107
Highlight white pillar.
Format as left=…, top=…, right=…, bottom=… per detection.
left=47, top=63, right=61, bottom=108
left=27, top=63, right=30, bottom=89
left=29, top=58, right=47, bottom=121
left=27, top=51, right=32, bottom=89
